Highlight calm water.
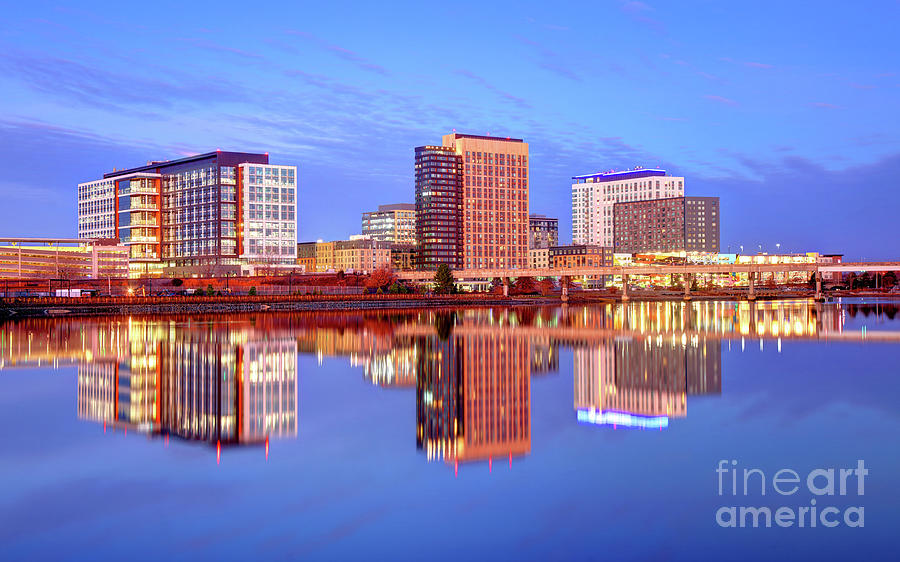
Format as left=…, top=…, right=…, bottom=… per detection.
left=1, top=299, right=898, bottom=561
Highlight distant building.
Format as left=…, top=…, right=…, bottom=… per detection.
left=818, top=254, right=844, bottom=284
left=315, top=241, right=335, bottom=272
left=571, top=168, right=684, bottom=246
left=77, top=151, right=298, bottom=278
left=550, top=244, right=613, bottom=288
left=390, top=244, right=417, bottom=271
left=362, top=204, right=416, bottom=244
left=549, top=244, right=613, bottom=269
left=529, top=214, right=558, bottom=249
left=333, top=238, right=392, bottom=273
left=528, top=247, right=550, bottom=269
left=296, top=242, right=317, bottom=273
left=0, top=237, right=128, bottom=280
left=614, top=196, right=720, bottom=254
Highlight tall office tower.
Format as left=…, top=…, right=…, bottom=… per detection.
left=613, top=196, right=720, bottom=253
left=414, top=146, right=464, bottom=270
left=571, top=168, right=684, bottom=246
left=77, top=151, right=297, bottom=277
left=528, top=214, right=558, bottom=249
left=361, top=203, right=416, bottom=244
left=443, top=133, right=529, bottom=270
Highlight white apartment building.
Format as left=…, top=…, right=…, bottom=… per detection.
left=571, top=168, right=684, bottom=246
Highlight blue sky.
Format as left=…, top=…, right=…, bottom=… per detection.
left=1, top=0, right=898, bottom=259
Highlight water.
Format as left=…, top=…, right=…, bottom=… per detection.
left=1, top=299, right=898, bottom=560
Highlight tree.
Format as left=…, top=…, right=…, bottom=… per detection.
left=365, top=267, right=396, bottom=291
left=248, top=286, right=257, bottom=296
left=206, top=284, right=215, bottom=297
left=883, top=271, right=897, bottom=289
left=433, top=264, right=454, bottom=294
left=538, top=277, right=558, bottom=296
left=513, top=276, right=538, bottom=295
left=172, top=278, right=184, bottom=287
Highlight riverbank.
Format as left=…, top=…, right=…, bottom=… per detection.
left=1, top=290, right=896, bottom=319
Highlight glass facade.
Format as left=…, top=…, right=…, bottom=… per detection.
left=77, top=151, right=298, bottom=276
left=239, top=164, right=297, bottom=263
left=415, top=146, right=463, bottom=270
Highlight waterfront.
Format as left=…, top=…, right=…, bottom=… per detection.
left=1, top=299, right=898, bottom=560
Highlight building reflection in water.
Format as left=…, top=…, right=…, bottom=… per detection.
left=416, top=312, right=532, bottom=468
left=56, top=316, right=298, bottom=446
left=2, top=301, right=892, bottom=462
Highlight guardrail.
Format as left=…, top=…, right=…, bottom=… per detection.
left=0, top=293, right=542, bottom=308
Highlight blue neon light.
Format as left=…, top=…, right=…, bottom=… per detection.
left=576, top=409, right=669, bottom=429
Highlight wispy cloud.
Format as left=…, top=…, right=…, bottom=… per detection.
left=0, top=50, right=250, bottom=111
left=810, top=102, right=840, bottom=109
left=285, top=30, right=389, bottom=75
left=454, top=70, right=530, bottom=109
left=704, top=94, right=739, bottom=106
left=621, top=1, right=666, bottom=34
left=720, top=57, right=774, bottom=69
left=514, top=36, right=581, bottom=81
left=849, top=82, right=876, bottom=90
left=177, top=37, right=264, bottom=60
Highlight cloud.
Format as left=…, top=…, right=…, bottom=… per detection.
left=514, top=36, right=582, bottom=81
left=0, top=50, right=250, bottom=112
left=810, top=102, right=840, bottom=109
left=703, top=94, right=739, bottom=106
left=454, top=70, right=531, bottom=109
left=719, top=57, right=774, bottom=70
left=621, top=1, right=666, bottom=34
left=285, top=30, right=389, bottom=75
left=849, top=82, right=876, bottom=90
left=177, top=37, right=264, bottom=60
left=692, top=152, right=900, bottom=260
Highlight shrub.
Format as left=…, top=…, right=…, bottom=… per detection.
left=248, top=286, right=257, bottom=296
left=206, top=284, right=214, bottom=296
left=193, top=288, right=205, bottom=297
left=171, top=278, right=184, bottom=287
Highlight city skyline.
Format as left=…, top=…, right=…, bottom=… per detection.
left=1, top=1, right=899, bottom=260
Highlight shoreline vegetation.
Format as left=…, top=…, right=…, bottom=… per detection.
left=1, top=290, right=897, bottom=319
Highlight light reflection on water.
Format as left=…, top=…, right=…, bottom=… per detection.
left=0, top=299, right=898, bottom=559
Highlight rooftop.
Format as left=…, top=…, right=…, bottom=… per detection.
left=572, top=168, right=667, bottom=181
left=103, top=150, right=269, bottom=179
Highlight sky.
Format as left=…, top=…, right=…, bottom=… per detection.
left=0, top=0, right=898, bottom=260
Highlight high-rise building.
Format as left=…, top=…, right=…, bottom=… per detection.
left=528, top=214, right=558, bottom=249
left=571, top=168, right=684, bottom=246
left=613, top=196, right=720, bottom=253
left=444, top=133, right=529, bottom=270
left=77, top=151, right=298, bottom=277
left=415, top=133, right=530, bottom=271
left=361, top=204, right=416, bottom=244
left=414, top=146, right=464, bottom=270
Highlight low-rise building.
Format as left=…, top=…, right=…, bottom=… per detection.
left=296, top=242, right=317, bottom=273
left=391, top=244, right=417, bottom=271
left=528, top=247, right=550, bottom=269
left=334, top=239, right=392, bottom=273
left=315, top=241, right=335, bottom=272
left=550, top=244, right=613, bottom=288
left=549, top=245, right=613, bottom=269
left=0, top=238, right=129, bottom=280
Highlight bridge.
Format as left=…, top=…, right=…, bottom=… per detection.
left=395, top=261, right=900, bottom=301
